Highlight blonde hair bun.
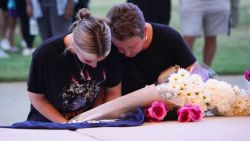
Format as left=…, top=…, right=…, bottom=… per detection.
left=78, top=8, right=91, bottom=20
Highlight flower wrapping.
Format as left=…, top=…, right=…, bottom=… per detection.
left=69, top=67, right=250, bottom=123
left=69, top=85, right=180, bottom=123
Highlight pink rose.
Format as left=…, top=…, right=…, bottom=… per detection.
left=177, top=104, right=202, bottom=122
left=189, top=105, right=202, bottom=121
left=244, top=67, right=250, bottom=81
left=177, top=106, right=191, bottom=122
left=145, top=101, right=168, bottom=121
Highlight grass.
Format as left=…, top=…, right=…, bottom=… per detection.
left=0, top=0, right=249, bottom=82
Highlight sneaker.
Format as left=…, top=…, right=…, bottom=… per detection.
left=22, top=48, right=33, bottom=56
left=0, top=38, right=10, bottom=50
left=20, top=40, right=27, bottom=48
left=0, top=50, right=9, bottom=59
left=8, top=46, right=18, bottom=53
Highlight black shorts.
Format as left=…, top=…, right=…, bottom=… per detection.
left=0, top=0, right=8, bottom=11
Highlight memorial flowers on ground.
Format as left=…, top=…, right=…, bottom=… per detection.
left=150, top=68, right=250, bottom=122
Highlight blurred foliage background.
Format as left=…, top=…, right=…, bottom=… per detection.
left=0, top=0, right=249, bottom=81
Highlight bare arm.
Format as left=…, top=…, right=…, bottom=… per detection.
left=70, top=84, right=181, bottom=122
left=29, top=92, right=68, bottom=123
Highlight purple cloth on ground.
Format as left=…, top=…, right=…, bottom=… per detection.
left=0, top=108, right=144, bottom=131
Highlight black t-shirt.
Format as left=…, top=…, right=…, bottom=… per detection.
left=27, top=34, right=121, bottom=122
left=118, top=23, right=196, bottom=95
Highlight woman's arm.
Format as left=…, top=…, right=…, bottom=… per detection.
left=29, top=92, right=68, bottom=123
left=69, top=84, right=181, bottom=122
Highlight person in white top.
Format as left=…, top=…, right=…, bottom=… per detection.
left=179, top=0, right=230, bottom=66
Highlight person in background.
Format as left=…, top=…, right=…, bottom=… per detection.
left=127, top=0, right=171, bottom=25
left=0, top=0, right=18, bottom=53
left=26, top=0, right=74, bottom=41
left=106, top=3, right=197, bottom=95
left=230, top=0, right=240, bottom=28
left=0, top=0, right=9, bottom=58
left=15, top=0, right=36, bottom=56
left=73, top=0, right=89, bottom=22
left=27, top=8, right=121, bottom=123
left=179, top=0, right=230, bottom=66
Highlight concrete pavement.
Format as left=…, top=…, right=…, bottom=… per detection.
left=0, top=75, right=248, bottom=126
left=0, top=82, right=29, bottom=126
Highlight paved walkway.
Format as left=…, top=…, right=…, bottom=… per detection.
left=0, top=75, right=248, bottom=126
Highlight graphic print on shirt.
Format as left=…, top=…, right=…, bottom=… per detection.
left=62, top=69, right=106, bottom=120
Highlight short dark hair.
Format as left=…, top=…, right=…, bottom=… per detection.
left=106, top=3, right=145, bottom=41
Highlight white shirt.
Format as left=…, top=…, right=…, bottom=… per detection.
left=180, top=0, right=230, bottom=12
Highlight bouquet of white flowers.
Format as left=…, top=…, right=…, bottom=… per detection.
left=69, top=66, right=250, bottom=123
left=157, top=69, right=250, bottom=116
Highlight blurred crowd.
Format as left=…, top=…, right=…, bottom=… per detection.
left=0, top=0, right=240, bottom=67
left=128, top=0, right=239, bottom=67
left=0, top=0, right=89, bottom=58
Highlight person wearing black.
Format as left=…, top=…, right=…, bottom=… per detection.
left=127, top=0, right=171, bottom=25
left=73, top=0, right=89, bottom=21
left=15, top=0, right=36, bottom=55
left=27, top=8, right=121, bottom=123
left=107, top=3, right=197, bottom=95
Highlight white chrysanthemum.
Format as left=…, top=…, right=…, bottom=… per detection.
left=167, top=82, right=180, bottom=92
left=177, top=68, right=190, bottom=79
left=156, top=83, right=176, bottom=99
left=201, top=90, right=212, bottom=105
left=161, top=68, right=250, bottom=116
left=177, top=81, right=188, bottom=91
left=204, top=79, right=236, bottom=115
left=168, top=73, right=180, bottom=83
left=190, top=74, right=204, bottom=86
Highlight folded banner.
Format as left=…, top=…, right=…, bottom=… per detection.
left=0, top=108, right=144, bottom=130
